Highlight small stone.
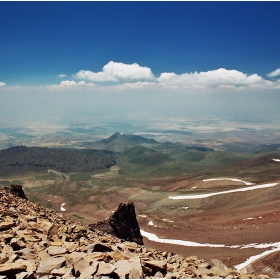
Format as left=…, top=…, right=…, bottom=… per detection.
left=73, top=258, right=90, bottom=277
left=67, top=252, right=86, bottom=263
left=97, top=261, right=116, bottom=275
left=87, top=243, right=113, bottom=253
left=154, top=271, right=164, bottom=278
left=51, top=267, right=73, bottom=277
left=47, top=246, right=67, bottom=256
left=0, top=257, right=9, bottom=265
left=0, top=263, right=27, bottom=274
left=16, top=272, right=36, bottom=279
left=142, top=259, right=167, bottom=276
left=79, top=263, right=99, bottom=279
left=0, top=221, right=15, bottom=231
left=83, top=252, right=112, bottom=263
left=36, top=256, right=66, bottom=276
left=14, top=259, right=36, bottom=273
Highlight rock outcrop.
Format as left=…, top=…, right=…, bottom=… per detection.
left=0, top=187, right=270, bottom=279
left=6, top=185, right=27, bottom=200
left=109, top=202, right=143, bottom=245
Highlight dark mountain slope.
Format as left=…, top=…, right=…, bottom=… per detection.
left=0, top=146, right=116, bottom=174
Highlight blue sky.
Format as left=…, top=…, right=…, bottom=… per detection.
left=0, top=2, right=280, bottom=126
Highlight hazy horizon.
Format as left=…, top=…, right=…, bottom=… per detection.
left=1, top=2, right=280, bottom=135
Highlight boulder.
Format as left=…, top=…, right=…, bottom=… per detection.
left=109, top=202, right=143, bottom=245
left=8, top=185, right=27, bottom=200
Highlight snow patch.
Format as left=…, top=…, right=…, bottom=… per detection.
left=203, top=178, right=254, bottom=185
left=162, top=219, right=174, bottom=223
left=191, top=186, right=197, bottom=189
left=139, top=215, right=147, bottom=218
left=182, top=207, right=189, bottom=209
left=140, top=229, right=225, bottom=247
left=169, top=183, right=278, bottom=200
left=234, top=242, right=280, bottom=271
left=60, top=203, right=66, bottom=212
left=272, top=159, right=280, bottom=162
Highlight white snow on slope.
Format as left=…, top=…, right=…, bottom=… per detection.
left=169, top=183, right=278, bottom=200
left=234, top=242, right=280, bottom=271
left=273, top=159, right=280, bottom=162
left=203, top=178, right=254, bottom=185
left=141, top=228, right=280, bottom=271
left=140, top=229, right=225, bottom=248
left=60, top=203, right=66, bottom=211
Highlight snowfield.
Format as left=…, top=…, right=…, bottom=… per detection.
left=169, top=183, right=278, bottom=200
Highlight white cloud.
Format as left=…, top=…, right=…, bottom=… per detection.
left=46, top=80, right=96, bottom=90
left=158, top=68, right=266, bottom=88
left=58, top=74, right=67, bottom=78
left=267, top=68, right=280, bottom=78
left=0, top=82, right=6, bottom=87
left=74, top=61, right=155, bottom=82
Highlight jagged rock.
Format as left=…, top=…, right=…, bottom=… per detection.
left=109, top=202, right=143, bottom=245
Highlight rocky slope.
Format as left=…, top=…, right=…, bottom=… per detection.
left=0, top=187, right=270, bottom=279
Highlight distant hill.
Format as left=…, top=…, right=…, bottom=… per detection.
left=117, top=146, right=172, bottom=176
left=80, top=132, right=158, bottom=153
left=0, top=146, right=116, bottom=174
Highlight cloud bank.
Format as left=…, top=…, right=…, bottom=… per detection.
left=73, top=61, right=154, bottom=82
left=267, top=68, right=280, bottom=78
left=1, top=61, right=280, bottom=93
left=69, top=61, right=278, bottom=92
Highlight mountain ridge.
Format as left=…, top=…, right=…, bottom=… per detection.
left=0, top=146, right=116, bottom=174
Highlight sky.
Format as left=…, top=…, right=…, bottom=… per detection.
left=1, top=1, right=280, bottom=127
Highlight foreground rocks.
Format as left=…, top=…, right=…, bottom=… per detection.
left=0, top=187, right=270, bottom=279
